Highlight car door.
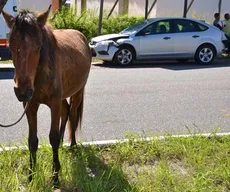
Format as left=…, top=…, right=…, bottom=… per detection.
left=136, top=20, right=174, bottom=59
left=172, top=19, right=208, bottom=57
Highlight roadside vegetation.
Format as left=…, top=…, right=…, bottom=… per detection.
left=0, top=60, right=12, bottom=64
left=0, top=133, right=229, bottom=192
left=49, top=6, right=144, bottom=41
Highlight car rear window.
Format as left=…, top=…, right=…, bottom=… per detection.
left=174, top=19, right=208, bottom=33
left=196, top=23, right=208, bottom=31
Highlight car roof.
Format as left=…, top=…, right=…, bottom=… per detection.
left=121, top=17, right=214, bottom=36
left=146, top=17, right=205, bottom=23
left=145, top=17, right=209, bottom=27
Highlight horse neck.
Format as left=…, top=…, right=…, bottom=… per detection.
left=36, top=26, right=57, bottom=85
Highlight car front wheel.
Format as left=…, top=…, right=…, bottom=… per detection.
left=114, top=47, right=134, bottom=65
left=195, top=44, right=216, bottom=65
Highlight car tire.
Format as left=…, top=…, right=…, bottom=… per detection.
left=194, top=44, right=216, bottom=65
left=114, top=47, right=134, bottom=66
left=177, top=59, right=189, bottom=63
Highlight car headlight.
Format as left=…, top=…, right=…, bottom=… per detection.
left=89, top=40, right=97, bottom=45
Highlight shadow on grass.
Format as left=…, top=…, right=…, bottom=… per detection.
left=58, top=145, right=135, bottom=192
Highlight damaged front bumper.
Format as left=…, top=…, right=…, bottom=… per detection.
left=89, top=40, right=119, bottom=61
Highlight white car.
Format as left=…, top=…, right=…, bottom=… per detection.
left=89, top=17, right=227, bottom=65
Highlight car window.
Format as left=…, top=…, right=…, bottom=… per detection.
left=196, top=23, right=208, bottom=31
left=173, top=19, right=208, bottom=33
left=138, top=20, right=172, bottom=35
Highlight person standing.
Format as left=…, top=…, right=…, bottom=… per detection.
left=213, top=13, right=220, bottom=27
left=213, top=13, right=226, bottom=30
left=221, top=13, right=230, bottom=54
left=223, top=13, right=230, bottom=37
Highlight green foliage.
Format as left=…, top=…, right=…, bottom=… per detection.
left=49, top=6, right=144, bottom=41
left=103, top=14, right=144, bottom=34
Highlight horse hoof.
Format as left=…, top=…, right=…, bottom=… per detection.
left=28, top=170, right=33, bottom=182
left=70, top=143, right=78, bottom=151
left=70, top=142, right=77, bottom=147
left=53, top=173, right=60, bottom=188
left=53, top=179, right=60, bottom=189
left=28, top=174, right=33, bottom=183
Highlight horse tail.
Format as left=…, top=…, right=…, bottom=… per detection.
left=68, top=89, right=85, bottom=144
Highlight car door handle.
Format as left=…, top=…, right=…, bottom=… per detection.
left=163, top=37, right=171, bottom=40
left=192, top=35, right=200, bottom=38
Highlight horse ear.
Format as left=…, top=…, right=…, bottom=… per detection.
left=2, top=10, right=15, bottom=28
left=37, top=5, right=51, bottom=27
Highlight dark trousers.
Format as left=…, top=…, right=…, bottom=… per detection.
left=223, top=34, right=230, bottom=53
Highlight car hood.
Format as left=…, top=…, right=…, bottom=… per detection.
left=91, top=33, right=129, bottom=42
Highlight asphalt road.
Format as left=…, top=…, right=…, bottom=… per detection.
left=0, top=60, right=230, bottom=145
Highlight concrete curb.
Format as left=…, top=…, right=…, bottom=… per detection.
left=1, top=132, right=230, bottom=152
left=0, top=63, right=14, bottom=69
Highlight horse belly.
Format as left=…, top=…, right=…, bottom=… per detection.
left=54, top=29, right=91, bottom=99
left=61, top=66, right=90, bottom=99
left=60, top=50, right=91, bottom=99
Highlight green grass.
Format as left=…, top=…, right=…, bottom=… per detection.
left=0, top=60, right=12, bottom=64
left=0, top=134, right=230, bottom=192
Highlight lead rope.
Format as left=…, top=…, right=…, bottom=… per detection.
left=0, top=102, right=29, bottom=128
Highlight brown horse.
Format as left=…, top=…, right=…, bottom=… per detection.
left=2, top=6, right=91, bottom=185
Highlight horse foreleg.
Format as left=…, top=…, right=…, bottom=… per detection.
left=25, top=102, right=39, bottom=182
left=49, top=100, right=61, bottom=186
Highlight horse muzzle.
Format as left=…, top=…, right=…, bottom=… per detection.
left=14, top=87, right=34, bottom=102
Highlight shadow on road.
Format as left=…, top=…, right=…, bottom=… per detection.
left=1, top=59, right=229, bottom=80
left=93, top=59, right=230, bottom=71
left=0, top=68, right=14, bottom=79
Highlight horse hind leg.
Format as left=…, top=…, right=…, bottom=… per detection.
left=68, top=90, right=84, bottom=147
left=60, top=99, right=70, bottom=145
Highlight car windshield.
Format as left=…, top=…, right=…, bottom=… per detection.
left=120, top=20, right=149, bottom=34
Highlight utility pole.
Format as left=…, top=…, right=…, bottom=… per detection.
left=183, top=0, right=188, bottom=18
left=218, top=0, right=222, bottom=14
left=98, top=0, right=104, bottom=36
left=145, top=0, right=149, bottom=19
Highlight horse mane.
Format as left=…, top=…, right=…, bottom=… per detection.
left=39, top=24, right=57, bottom=75
left=12, top=10, right=57, bottom=75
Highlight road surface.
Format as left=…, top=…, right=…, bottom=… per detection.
left=0, top=60, right=230, bottom=145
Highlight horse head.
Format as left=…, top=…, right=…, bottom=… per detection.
left=2, top=6, right=51, bottom=102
